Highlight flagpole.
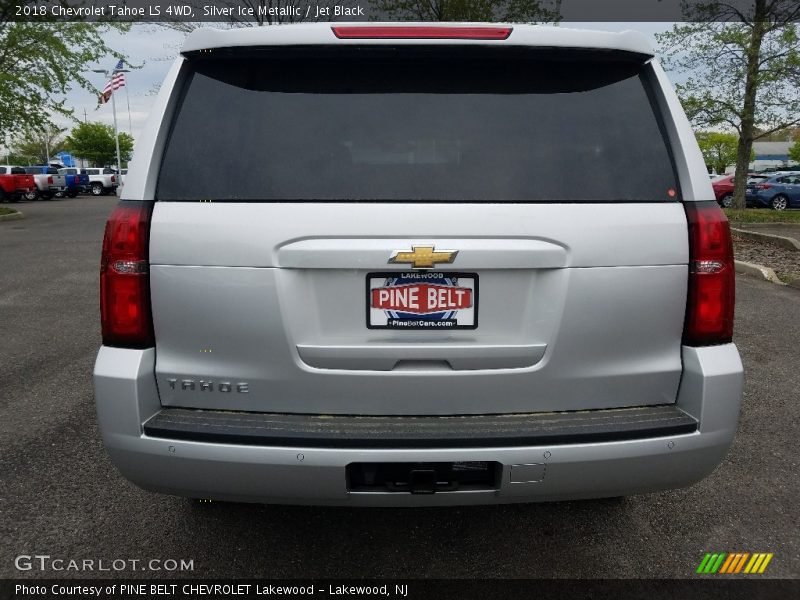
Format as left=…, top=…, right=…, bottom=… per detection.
left=95, top=62, right=127, bottom=171
left=110, top=81, right=122, bottom=173
left=125, top=85, right=133, bottom=137
left=45, top=124, right=50, bottom=165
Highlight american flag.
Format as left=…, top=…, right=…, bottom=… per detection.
left=98, top=61, right=126, bottom=104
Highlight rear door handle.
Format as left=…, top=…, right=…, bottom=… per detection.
left=278, top=238, right=568, bottom=269
left=296, top=343, right=546, bottom=371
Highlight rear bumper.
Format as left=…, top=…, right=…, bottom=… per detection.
left=143, top=405, right=699, bottom=448
left=94, top=344, right=743, bottom=506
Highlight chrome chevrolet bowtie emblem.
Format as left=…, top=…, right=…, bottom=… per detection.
left=388, top=246, right=458, bottom=269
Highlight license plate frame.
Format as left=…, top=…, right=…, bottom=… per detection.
left=366, top=271, right=479, bottom=330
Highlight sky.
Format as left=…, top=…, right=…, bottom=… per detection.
left=52, top=25, right=188, bottom=143
left=44, top=21, right=676, bottom=153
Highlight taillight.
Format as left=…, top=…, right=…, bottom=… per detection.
left=756, top=183, right=772, bottom=190
left=683, top=201, right=735, bottom=346
left=100, top=202, right=154, bottom=347
left=331, top=26, right=513, bottom=40
left=47, top=176, right=53, bottom=184
left=111, top=175, right=116, bottom=183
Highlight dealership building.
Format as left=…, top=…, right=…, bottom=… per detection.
left=750, top=141, right=793, bottom=170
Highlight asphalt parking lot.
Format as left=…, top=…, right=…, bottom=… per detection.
left=1, top=197, right=798, bottom=579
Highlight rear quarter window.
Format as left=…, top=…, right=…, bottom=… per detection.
left=158, top=48, right=679, bottom=202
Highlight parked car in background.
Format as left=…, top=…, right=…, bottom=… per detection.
left=81, top=168, right=119, bottom=196
left=22, top=166, right=67, bottom=200
left=711, top=175, right=735, bottom=207
left=711, top=173, right=766, bottom=208
left=746, top=174, right=800, bottom=210
left=0, top=166, right=37, bottom=202
left=58, top=168, right=91, bottom=198
left=758, top=165, right=800, bottom=174
left=114, top=169, right=128, bottom=197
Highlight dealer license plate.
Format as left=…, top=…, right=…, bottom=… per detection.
left=366, top=271, right=478, bottom=330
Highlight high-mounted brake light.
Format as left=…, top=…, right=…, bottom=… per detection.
left=683, top=201, right=735, bottom=346
left=100, top=202, right=154, bottom=348
left=331, top=26, right=513, bottom=40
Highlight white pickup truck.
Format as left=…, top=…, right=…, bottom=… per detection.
left=81, top=168, right=119, bottom=196
left=20, top=166, right=67, bottom=200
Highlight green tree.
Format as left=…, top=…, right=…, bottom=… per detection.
left=374, top=0, right=561, bottom=22
left=755, top=125, right=800, bottom=141
left=8, top=127, right=67, bottom=165
left=789, top=139, right=800, bottom=162
left=656, top=1, right=800, bottom=208
left=696, top=131, right=754, bottom=175
left=65, top=122, right=134, bottom=167
left=0, top=4, right=129, bottom=139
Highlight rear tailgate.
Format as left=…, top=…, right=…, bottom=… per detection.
left=30, top=172, right=66, bottom=191
left=13, top=174, right=35, bottom=192
left=148, top=46, right=688, bottom=416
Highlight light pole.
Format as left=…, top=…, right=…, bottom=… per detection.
left=93, top=67, right=129, bottom=171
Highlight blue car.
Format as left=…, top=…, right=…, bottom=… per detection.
left=58, top=168, right=90, bottom=198
left=746, top=173, right=800, bottom=210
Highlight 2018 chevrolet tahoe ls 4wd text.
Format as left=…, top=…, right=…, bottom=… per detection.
left=94, top=23, right=743, bottom=506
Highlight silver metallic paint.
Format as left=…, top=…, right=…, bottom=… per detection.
left=94, top=345, right=742, bottom=505
left=100, top=24, right=742, bottom=504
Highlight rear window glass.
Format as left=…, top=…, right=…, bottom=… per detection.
left=158, top=49, right=679, bottom=202
left=24, top=167, right=39, bottom=174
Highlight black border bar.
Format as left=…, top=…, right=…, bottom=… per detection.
left=6, top=1, right=800, bottom=23
left=3, top=579, right=798, bottom=600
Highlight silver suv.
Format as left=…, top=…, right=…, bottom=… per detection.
left=94, top=23, right=743, bottom=505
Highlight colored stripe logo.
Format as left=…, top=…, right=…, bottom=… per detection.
left=697, top=553, right=773, bottom=574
